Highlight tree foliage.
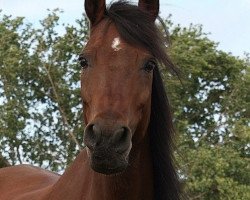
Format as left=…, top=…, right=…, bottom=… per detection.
left=164, top=19, right=250, bottom=199
left=0, top=11, right=88, bottom=171
left=0, top=11, right=249, bottom=199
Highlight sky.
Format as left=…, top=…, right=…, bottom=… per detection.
left=1, top=0, right=250, bottom=57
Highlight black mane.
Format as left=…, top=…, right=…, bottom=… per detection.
left=107, top=1, right=181, bottom=200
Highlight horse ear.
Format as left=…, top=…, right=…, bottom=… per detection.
left=85, top=0, right=106, bottom=26
left=138, top=0, right=159, bottom=21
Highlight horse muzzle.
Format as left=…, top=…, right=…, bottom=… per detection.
left=84, top=122, right=132, bottom=175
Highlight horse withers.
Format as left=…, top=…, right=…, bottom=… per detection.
left=0, top=0, right=181, bottom=199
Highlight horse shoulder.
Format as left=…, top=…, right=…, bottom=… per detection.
left=0, top=165, right=60, bottom=200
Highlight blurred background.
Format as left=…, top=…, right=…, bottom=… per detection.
left=0, top=0, right=249, bottom=199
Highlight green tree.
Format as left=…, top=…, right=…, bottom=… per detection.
left=164, top=19, right=250, bottom=199
left=0, top=11, right=88, bottom=171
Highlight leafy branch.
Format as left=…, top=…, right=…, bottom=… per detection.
left=44, top=64, right=82, bottom=150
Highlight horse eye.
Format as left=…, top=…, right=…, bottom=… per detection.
left=79, top=56, right=89, bottom=69
left=144, top=60, right=156, bottom=73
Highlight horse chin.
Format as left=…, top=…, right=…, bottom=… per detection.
left=88, top=151, right=129, bottom=175
left=91, top=162, right=128, bottom=175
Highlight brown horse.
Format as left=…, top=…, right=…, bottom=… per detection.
left=0, top=0, right=181, bottom=199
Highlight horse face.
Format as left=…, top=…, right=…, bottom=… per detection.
left=80, top=21, right=155, bottom=175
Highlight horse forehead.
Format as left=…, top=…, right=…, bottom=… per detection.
left=87, top=21, right=151, bottom=61
left=91, top=29, right=128, bottom=52
left=89, top=22, right=132, bottom=52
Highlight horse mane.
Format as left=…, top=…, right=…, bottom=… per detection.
left=106, top=1, right=181, bottom=199
left=150, top=67, right=181, bottom=200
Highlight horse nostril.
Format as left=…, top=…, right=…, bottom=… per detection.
left=112, top=126, right=131, bottom=152
left=114, top=127, right=127, bottom=141
left=84, top=124, right=101, bottom=149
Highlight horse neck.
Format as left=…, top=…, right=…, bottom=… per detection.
left=48, top=134, right=154, bottom=200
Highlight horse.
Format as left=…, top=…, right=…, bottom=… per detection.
left=0, top=0, right=181, bottom=199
